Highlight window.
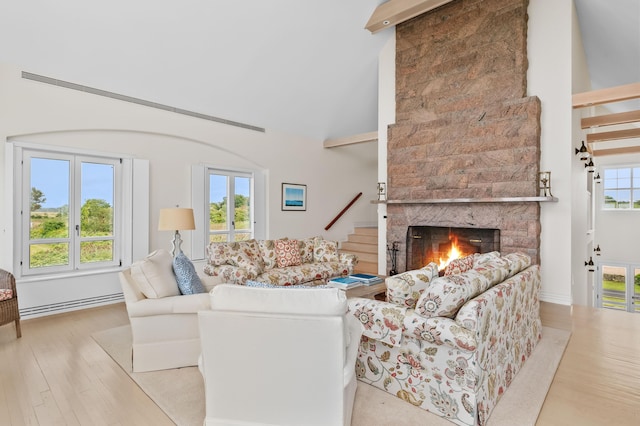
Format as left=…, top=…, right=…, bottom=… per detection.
left=207, top=169, right=253, bottom=242
left=598, top=263, right=640, bottom=313
left=191, top=165, right=264, bottom=260
left=603, top=166, right=640, bottom=210
left=17, top=146, right=128, bottom=276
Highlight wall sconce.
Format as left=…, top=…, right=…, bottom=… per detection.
left=584, top=158, right=595, bottom=173
left=594, top=245, right=601, bottom=256
left=585, top=256, right=595, bottom=272
left=158, top=207, right=196, bottom=257
left=575, top=140, right=590, bottom=161
left=594, top=172, right=602, bottom=183
left=377, top=182, right=387, bottom=201
left=538, top=171, right=552, bottom=197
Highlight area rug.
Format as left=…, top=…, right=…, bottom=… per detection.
left=93, top=326, right=570, bottom=426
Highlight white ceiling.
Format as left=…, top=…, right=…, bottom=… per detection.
left=0, top=1, right=638, bottom=141
left=574, top=0, right=640, bottom=114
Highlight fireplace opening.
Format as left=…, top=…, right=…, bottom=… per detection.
left=406, top=226, right=500, bottom=271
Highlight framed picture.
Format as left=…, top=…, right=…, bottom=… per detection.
left=281, top=183, right=307, bottom=211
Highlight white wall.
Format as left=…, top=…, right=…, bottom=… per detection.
left=0, top=63, right=378, bottom=316
left=377, top=35, right=395, bottom=275
left=570, top=0, right=596, bottom=306
left=594, top=152, right=640, bottom=264
left=527, top=0, right=575, bottom=305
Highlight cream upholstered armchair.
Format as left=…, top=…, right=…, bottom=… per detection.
left=198, top=284, right=363, bottom=426
left=118, top=249, right=218, bottom=372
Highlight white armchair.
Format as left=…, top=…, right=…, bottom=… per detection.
left=198, top=284, right=363, bottom=426
left=119, top=249, right=217, bottom=372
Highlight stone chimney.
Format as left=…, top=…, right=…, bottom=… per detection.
left=386, top=0, right=542, bottom=272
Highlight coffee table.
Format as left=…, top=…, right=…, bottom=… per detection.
left=345, top=281, right=386, bottom=300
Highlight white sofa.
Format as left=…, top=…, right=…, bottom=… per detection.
left=118, top=249, right=219, bottom=372
left=198, top=284, right=363, bottom=426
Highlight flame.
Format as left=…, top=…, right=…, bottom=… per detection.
left=438, top=239, right=463, bottom=270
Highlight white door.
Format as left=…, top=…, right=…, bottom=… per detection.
left=597, top=262, right=640, bottom=313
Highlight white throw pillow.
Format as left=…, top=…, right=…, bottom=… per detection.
left=130, top=249, right=180, bottom=298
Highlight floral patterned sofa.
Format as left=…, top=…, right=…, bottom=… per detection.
left=348, top=251, right=541, bottom=426
left=203, top=236, right=358, bottom=286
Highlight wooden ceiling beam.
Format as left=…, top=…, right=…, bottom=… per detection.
left=581, top=110, right=640, bottom=129
left=591, top=145, right=640, bottom=157
left=365, top=0, right=454, bottom=34
left=573, top=82, right=640, bottom=108
left=323, top=131, right=378, bottom=148
left=586, top=128, right=640, bottom=144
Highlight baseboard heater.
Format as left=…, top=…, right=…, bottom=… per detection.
left=19, top=293, right=125, bottom=318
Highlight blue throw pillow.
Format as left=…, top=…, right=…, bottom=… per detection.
left=172, top=252, right=206, bottom=295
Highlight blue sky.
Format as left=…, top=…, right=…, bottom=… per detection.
left=209, top=174, right=250, bottom=203
left=31, top=158, right=114, bottom=208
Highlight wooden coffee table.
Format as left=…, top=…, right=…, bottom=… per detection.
left=345, top=281, right=386, bottom=300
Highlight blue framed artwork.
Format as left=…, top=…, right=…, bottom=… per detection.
left=282, top=183, right=306, bottom=211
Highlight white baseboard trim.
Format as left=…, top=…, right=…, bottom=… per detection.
left=540, top=291, right=572, bottom=306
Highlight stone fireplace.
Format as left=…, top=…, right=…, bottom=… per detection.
left=386, top=0, right=541, bottom=273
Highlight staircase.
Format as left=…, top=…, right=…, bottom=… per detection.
left=340, top=227, right=379, bottom=275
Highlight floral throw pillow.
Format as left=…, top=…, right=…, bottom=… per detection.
left=258, top=240, right=279, bottom=270
left=298, top=237, right=316, bottom=264
left=444, top=254, right=476, bottom=276
left=386, top=262, right=439, bottom=308
left=313, top=237, right=339, bottom=262
left=228, top=240, right=264, bottom=276
left=275, top=239, right=302, bottom=268
left=0, top=288, right=13, bottom=301
left=206, top=242, right=233, bottom=266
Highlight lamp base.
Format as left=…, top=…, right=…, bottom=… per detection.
left=170, top=230, right=184, bottom=257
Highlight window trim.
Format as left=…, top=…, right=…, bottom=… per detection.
left=206, top=168, right=254, bottom=243
left=12, top=141, right=135, bottom=279
left=191, top=164, right=266, bottom=260
left=602, top=165, right=640, bottom=210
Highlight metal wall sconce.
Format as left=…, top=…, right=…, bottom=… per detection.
left=377, top=182, right=387, bottom=201
left=538, top=171, right=552, bottom=197
left=575, top=141, right=590, bottom=161
left=594, top=245, right=601, bottom=256
left=585, top=256, right=595, bottom=272
left=594, top=172, right=602, bottom=183
left=585, top=158, right=595, bottom=173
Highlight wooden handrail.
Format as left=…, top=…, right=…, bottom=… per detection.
left=325, top=192, right=362, bottom=231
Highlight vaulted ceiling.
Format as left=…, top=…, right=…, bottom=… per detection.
left=0, top=0, right=638, bottom=143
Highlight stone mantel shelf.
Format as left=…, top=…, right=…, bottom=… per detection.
left=371, top=196, right=558, bottom=204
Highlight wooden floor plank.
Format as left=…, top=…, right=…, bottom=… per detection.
left=537, top=304, right=640, bottom=425
left=1, top=300, right=639, bottom=425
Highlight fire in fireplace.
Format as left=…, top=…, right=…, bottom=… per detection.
left=406, top=226, right=500, bottom=270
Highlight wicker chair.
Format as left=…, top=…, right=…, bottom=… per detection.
left=0, top=269, right=21, bottom=338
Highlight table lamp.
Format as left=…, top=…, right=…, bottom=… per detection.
left=158, top=207, right=195, bottom=257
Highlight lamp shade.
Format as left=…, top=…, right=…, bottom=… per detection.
left=158, top=208, right=195, bottom=231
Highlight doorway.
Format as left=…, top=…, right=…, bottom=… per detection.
left=596, top=262, right=640, bottom=313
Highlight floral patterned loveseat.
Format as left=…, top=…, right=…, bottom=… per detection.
left=349, top=251, right=541, bottom=426
left=203, top=236, right=357, bottom=286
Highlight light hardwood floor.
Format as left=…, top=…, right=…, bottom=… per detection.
left=0, top=301, right=638, bottom=425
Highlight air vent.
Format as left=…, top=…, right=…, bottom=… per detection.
left=19, top=293, right=125, bottom=318
left=21, top=71, right=264, bottom=133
